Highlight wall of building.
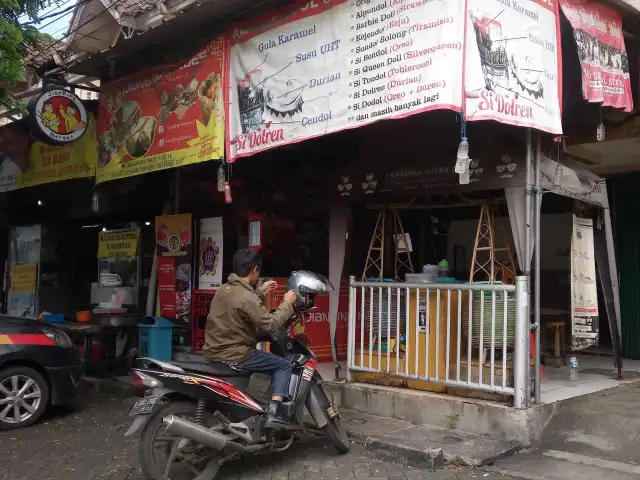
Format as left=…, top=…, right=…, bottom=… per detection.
left=608, top=173, right=640, bottom=359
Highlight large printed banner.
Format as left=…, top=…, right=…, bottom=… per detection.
left=0, top=115, right=97, bottom=192
left=97, top=38, right=225, bottom=184
left=226, top=0, right=466, bottom=161
left=465, top=0, right=563, bottom=133
left=560, top=0, right=633, bottom=112
left=198, top=217, right=223, bottom=290
left=156, top=214, right=193, bottom=334
left=571, top=216, right=599, bottom=350
left=226, top=0, right=563, bottom=160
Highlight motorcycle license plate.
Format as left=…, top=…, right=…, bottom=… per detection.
left=129, top=395, right=158, bottom=416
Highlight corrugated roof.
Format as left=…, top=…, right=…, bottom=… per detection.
left=112, top=0, right=155, bottom=18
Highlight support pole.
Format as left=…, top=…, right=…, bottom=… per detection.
left=514, top=276, right=529, bottom=409
left=524, top=128, right=533, bottom=406
left=347, top=275, right=357, bottom=382
left=534, top=134, right=542, bottom=404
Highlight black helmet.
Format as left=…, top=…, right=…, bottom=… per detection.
left=286, top=270, right=334, bottom=310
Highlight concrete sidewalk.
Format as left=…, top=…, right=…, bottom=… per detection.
left=489, top=382, right=640, bottom=480
left=337, top=409, right=522, bottom=470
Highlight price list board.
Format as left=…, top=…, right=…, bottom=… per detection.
left=226, top=0, right=465, bottom=160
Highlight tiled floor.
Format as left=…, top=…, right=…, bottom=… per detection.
left=539, top=354, right=640, bottom=403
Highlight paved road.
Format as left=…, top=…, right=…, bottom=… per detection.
left=0, top=390, right=515, bottom=480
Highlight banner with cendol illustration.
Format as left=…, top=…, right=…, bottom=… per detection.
left=97, top=37, right=225, bottom=184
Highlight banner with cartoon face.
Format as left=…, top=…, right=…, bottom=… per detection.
left=464, top=0, right=563, bottom=134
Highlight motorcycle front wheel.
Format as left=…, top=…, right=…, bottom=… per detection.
left=139, top=401, right=220, bottom=480
left=311, top=380, right=350, bottom=454
left=323, top=416, right=350, bottom=454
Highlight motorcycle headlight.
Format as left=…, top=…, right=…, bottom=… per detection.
left=40, top=326, right=73, bottom=348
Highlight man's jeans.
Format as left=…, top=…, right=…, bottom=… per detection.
left=236, top=350, right=292, bottom=398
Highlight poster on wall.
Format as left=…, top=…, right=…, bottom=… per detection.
left=97, top=229, right=140, bottom=258
left=0, top=115, right=97, bottom=192
left=97, top=37, right=225, bottom=184
left=464, top=0, right=563, bottom=134
left=560, top=0, right=633, bottom=112
left=156, top=214, right=193, bottom=332
left=198, top=217, right=223, bottom=290
left=570, top=215, right=599, bottom=350
left=226, top=0, right=465, bottom=161
left=7, top=263, right=37, bottom=318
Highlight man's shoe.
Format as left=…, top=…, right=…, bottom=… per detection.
left=264, top=401, right=300, bottom=431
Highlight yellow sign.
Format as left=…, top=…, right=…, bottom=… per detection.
left=96, top=38, right=225, bottom=184
left=98, top=229, right=140, bottom=258
left=0, top=115, right=98, bottom=192
left=9, top=264, right=37, bottom=294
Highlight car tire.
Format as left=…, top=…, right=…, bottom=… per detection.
left=0, top=366, right=50, bottom=430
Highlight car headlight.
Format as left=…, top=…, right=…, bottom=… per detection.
left=40, top=326, right=73, bottom=348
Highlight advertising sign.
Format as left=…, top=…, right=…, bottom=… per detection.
left=560, top=0, right=633, bottom=111
left=156, top=214, right=193, bottom=331
left=97, top=229, right=140, bottom=259
left=9, top=264, right=37, bottom=294
left=0, top=115, right=97, bottom=192
left=198, top=217, right=223, bottom=290
left=226, top=0, right=465, bottom=161
left=464, top=0, right=563, bottom=133
left=335, top=149, right=525, bottom=200
left=97, top=37, right=225, bottom=184
left=7, top=263, right=37, bottom=318
left=27, top=89, right=89, bottom=145
left=571, top=215, right=599, bottom=350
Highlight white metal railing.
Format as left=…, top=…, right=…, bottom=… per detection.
left=347, top=276, right=528, bottom=408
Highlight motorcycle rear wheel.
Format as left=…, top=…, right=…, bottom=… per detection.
left=139, top=401, right=219, bottom=480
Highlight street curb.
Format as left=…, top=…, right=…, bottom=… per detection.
left=484, top=466, right=554, bottom=480
left=340, top=417, right=521, bottom=468
left=365, top=434, right=445, bottom=471
left=446, top=442, right=523, bottom=467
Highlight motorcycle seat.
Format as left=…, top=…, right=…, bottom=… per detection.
left=170, top=361, right=252, bottom=378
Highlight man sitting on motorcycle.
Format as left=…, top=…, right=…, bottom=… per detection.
left=204, top=248, right=299, bottom=430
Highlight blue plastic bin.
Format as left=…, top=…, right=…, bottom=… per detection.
left=138, top=316, right=174, bottom=360
left=42, top=314, right=64, bottom=323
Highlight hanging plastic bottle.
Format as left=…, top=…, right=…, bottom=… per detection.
left=569, top=355, right=579, bottom=381
left=459, top=166, right=470, bottom=185
left=91, top=191, right=99, bottom=212
left=596, top=122, right=605, bottom=142
left=224, top=182, right=232, bottom=204
left=554, top=163, right=563, bottom=184
left=217, top=163, right=225, bottom=192
left=455, top=137, right=469, bottom=173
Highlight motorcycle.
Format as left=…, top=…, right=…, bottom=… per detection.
left=125, top=312, right=349, bottom=480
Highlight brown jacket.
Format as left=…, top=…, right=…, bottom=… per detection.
left=204, top=274, right=294, bottom=363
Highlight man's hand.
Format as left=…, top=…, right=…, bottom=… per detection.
left=283, top=290, right=297, bottom=304
left=259, top=280, right=277, bottom=295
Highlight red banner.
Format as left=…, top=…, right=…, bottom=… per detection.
left=156, top=214, right=194, bottom=336
left=97, top=37, right=225, bottom=183
left=560, top=0, right=633, bottom=111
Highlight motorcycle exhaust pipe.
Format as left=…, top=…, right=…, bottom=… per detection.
left=162, top=415, right=245, bottom=453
